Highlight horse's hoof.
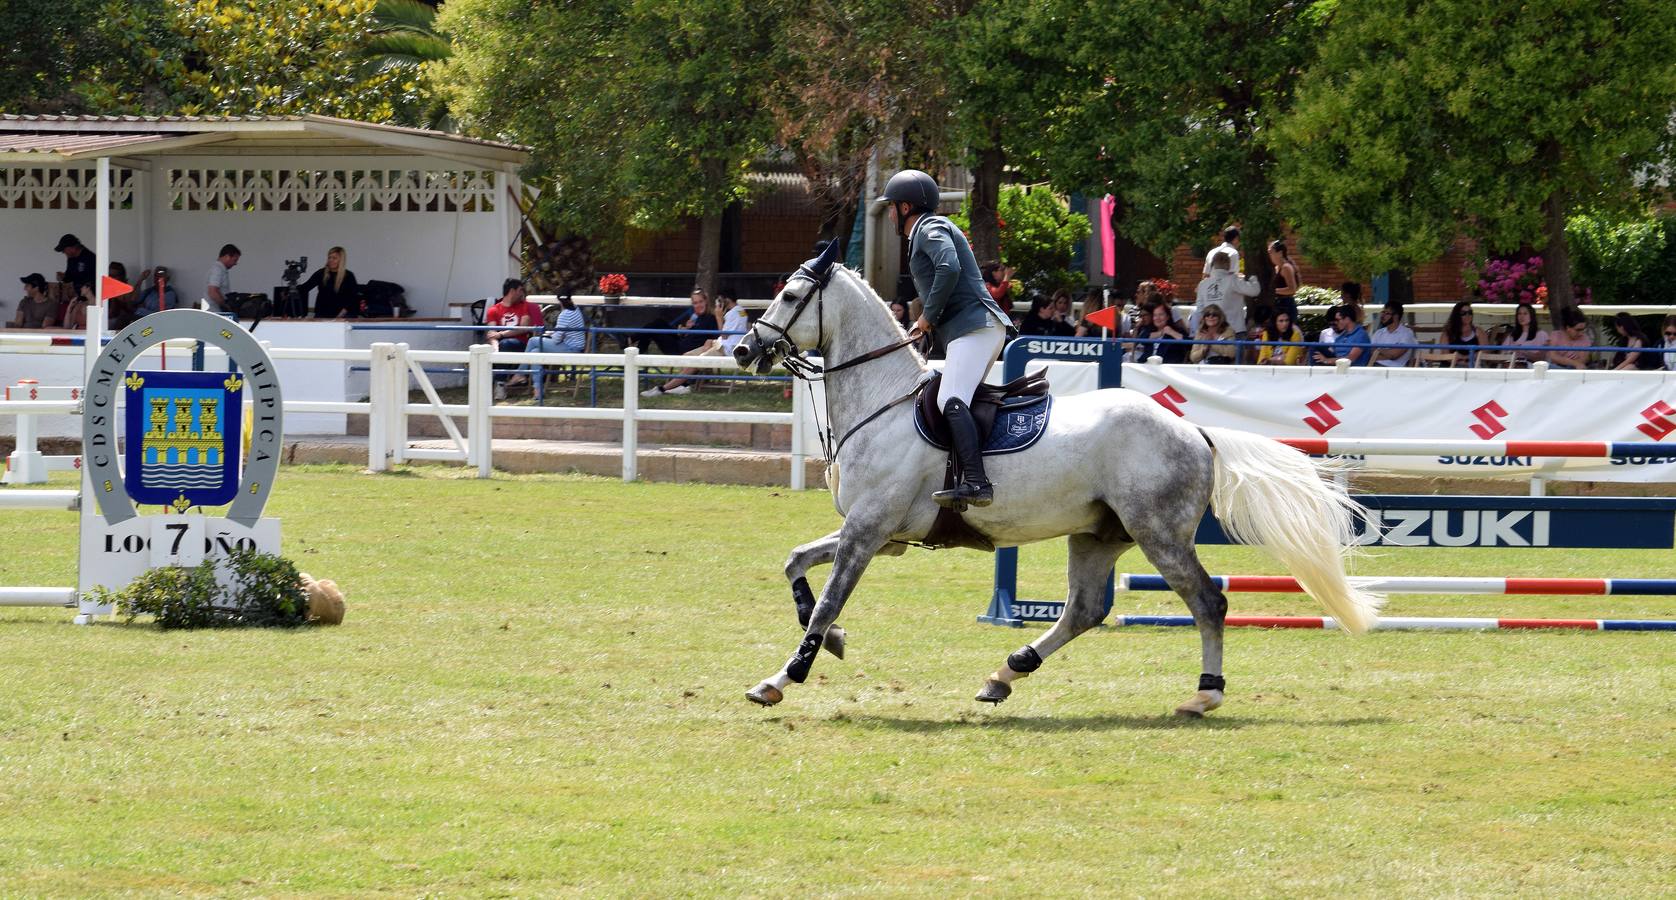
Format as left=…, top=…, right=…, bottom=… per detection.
left=975, top=679, right=1012, bottom=704
left=826, top=625, right=846, bottom=660
left=1174, top=689, right=1224, bottom=718
left=746, top=682, right=783, bottom=706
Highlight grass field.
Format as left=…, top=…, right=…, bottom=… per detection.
left=2, top=467, right=1674, bottom=896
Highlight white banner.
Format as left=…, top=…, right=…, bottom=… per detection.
left=1117, top=363, right=1676, bottom=483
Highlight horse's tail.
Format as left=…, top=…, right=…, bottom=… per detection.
left=1200, top=426, right=1384, bottom=634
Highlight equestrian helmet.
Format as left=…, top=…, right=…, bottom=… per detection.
left=878, top=169, right=941, bottom=214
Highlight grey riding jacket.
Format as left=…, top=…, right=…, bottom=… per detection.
left=908, top=215, right=1010, bottom=342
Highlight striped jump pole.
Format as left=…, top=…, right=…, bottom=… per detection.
left=1113, top=615, right=1676, bottom=632
left=1278, top=438, right=1676, bottom=459
left=1119, top=574, right=1676, bottom=596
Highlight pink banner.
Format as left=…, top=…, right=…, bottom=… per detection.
left=1100, top=194, right=1116, bottom=278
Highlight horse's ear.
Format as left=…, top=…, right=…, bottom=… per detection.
left=811, top=239, right=841, bottom=277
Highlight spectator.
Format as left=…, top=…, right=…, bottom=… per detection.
left=1610, top=312, right=1662, bottom=371
left=1339, top=281, right=1362, bottom=308
left=1202, top=226, right=1240, bottom=276
left=1189, top=304, right=1237, bottom=364
left=889, top=299, right=913, bottom=331
left=104, top=262, right=137, bottom=328
left=1500, top=302, right=1548, bottom=365
left=206, top=243, right=241, bottom=312
left=1313, top=305, right=1371, bottom=366
left=644, top=289, right=750, bottom=396
left=1660, top=315, right=1676, bottom=372
left=54, top=234, right=96, bottom=294
left=60, top=283, right=93, bottom=331
left=1132, top=302, right=1188, bottom=363
left=1018, top=293, right=1075, bottom=336
left=302, top=246, right=361, bottom=319
left=9, top=273, right=57, bottom=328
left=134, top=267, right=179, bottom=317
left=1256, top=309, right=1305, bottom=365
left=1370, top=301, right=1417, bottom=367
left=1440, top=301, right=1486, bottom=366
left=485, top=277, right=540, bottom=398
left=1075, top=291, right=1113, bottom=337
left=1546, top=309, right=1592, bottom=369
left=981, top=263, right=1015, bottom=306
left=1192, top=250, right=1259, bottom=358
left=526, top=292, right=588, bottom=390
left=1268, top=239, right=1299, bottom=321
left=1051, top=289, right=1075, bottom=326
left=636, top=288, right=717, bottom=356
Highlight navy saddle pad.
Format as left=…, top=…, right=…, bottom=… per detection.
left=914, top=389, right=1053, bottom=456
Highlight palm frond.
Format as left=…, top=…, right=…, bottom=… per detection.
left=372, top=0, right=440, bottom=33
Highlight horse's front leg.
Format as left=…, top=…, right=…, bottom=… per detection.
left=785, top=532, right=908, bottom=661
left=749, top=519, right=894, bottom=706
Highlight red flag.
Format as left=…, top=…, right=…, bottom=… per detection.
left=100, top=275, right=134, bottom=299
left=1084, top=304, right=1120, bottom=330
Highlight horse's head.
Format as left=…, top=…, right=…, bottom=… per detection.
left=734, top=240, right=842, bottom=374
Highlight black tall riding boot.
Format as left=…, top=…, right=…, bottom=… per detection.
left=932, top=398, right=994, bottom=510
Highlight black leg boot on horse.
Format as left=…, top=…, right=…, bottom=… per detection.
left=932, top=398, right=993, bottom=510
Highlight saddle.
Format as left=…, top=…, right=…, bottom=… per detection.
left=914, top=369, right=1052, bottom=552
left=913, top=369, right=1051, bottom=452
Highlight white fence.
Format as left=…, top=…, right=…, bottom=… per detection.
left=4, top=343, right=818, bottom=489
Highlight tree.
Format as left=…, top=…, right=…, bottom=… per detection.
left=1014, top=0, right=1329, bottom=264
left=1271, top=0, right=1676, bottom=323
left=1, top=0, right=415, bottom=121
left=767, top=0, right=938, bottom=254
left=437, top=0, right=783, bottom=293
left=361, top=0, right=453, bottom=128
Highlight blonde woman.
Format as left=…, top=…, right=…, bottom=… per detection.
left=1189, top=304, right=1237, bottom=364
left=303, top=246, right=361, bottom=319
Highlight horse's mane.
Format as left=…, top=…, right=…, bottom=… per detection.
left=830, top=266, right=924, bottom=365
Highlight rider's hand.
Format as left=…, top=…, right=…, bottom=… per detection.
left=913, top=315, right=932, bottom=336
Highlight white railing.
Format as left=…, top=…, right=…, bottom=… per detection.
left=3, top=344, right=817, bottom=488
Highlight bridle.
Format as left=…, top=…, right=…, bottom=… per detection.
left=751, top=265, right=920, bottom=382
left=749, top=265, right=926, bottom=462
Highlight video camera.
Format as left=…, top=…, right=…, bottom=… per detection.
left=276, top=256, right=309, bottom=317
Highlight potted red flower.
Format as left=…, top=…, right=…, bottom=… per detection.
left=597, top=273, right=629, bottom=303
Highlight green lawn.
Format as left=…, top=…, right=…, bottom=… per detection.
left=2, top=468, right=1673, bottom=896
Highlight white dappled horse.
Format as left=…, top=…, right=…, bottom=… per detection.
left=732, top=244, right=1382, bottom=716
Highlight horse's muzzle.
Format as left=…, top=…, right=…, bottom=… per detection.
left=733, top=333, right=774, bottom=374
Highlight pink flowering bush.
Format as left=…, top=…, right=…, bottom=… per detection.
left=1472, top=256, right=1591, bottom=305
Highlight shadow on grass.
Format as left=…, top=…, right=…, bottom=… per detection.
left=829, top=712, right=1395, bottom=732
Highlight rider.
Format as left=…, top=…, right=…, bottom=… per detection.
left=881, top=169, right=1011, bottom=509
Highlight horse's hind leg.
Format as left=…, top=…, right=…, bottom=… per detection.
left=785, top=533, right=905, bottom=659
left=1138, top=540, right=1230, bottom=718
left=976, top=532, right=1131, bottom=704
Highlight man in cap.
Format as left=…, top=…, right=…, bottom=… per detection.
left=881, top=168, right=1012, bottom=509
left=54, top=234, right=96, bottom=294
left=8, top=274, right=58, bottom=328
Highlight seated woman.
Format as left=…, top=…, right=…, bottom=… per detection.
left=889, top=299, right=913, bottom=331
left=1500, top=301, right=1548, bottom=364
left=1255, top=309, right=1306, bottom=365
left=1132, top=302, right=1188, bottom=363
left=302, top=246, right=361, bottom=319
left=643, top=290, right=748, bottom=396
left=526, top=293, right=588, bottom=388
left=1018, top=294, right=1075, bottom=337
left=1611, top=312, right=1663, bottom=371
left=1075, top=291, right=1113, bottom=337
left=1440, top=301, right=1487, bottom=366
left=1189, top=304, right=1236, bottom=364
left=1545, top=309, right=1592, bottom=369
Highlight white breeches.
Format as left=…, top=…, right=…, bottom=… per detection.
left=937, top=322, right=1006, bottom=408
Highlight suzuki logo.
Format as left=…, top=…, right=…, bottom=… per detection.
left=1302, top=393, right=1343, bottom=435
left=1469, top=401, right=1509, bottom=439
left=1151, top=385, right=1187, bottom=417
left=1637, top=401, right=1676, bottom=441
